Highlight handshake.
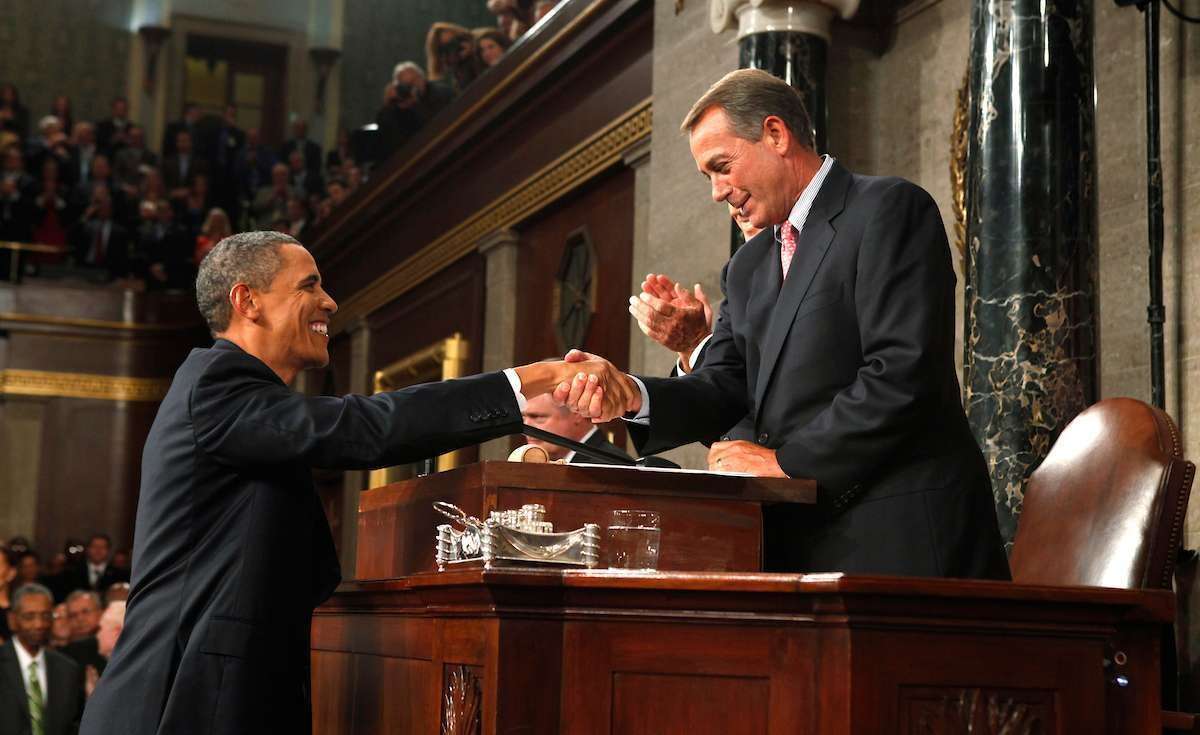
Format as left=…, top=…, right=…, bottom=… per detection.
left=514, top=350, right=642, bottom=423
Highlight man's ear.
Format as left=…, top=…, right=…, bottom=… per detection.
left=762, top=115, right=792, bottom=154
left=229, top=283, right=260, bottom=323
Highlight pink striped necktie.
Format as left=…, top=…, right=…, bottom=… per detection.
left=780, top=223, right=798, bottom=279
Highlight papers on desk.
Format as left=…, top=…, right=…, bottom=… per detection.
left=569, top=462, right=754, bottom=477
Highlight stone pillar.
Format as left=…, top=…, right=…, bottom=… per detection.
left=339, top=317, right=371, bottom=577
left=963, top=0, right=1098, bottom=548
left=478, top=228, right=521, bottom=462
left=711, top=0, right=860, bottom=153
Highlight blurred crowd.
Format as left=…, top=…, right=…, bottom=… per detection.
left=1, top=533, right=129, bottom=723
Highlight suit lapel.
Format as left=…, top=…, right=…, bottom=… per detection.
left=752, top=163, right=852, bottom=416
left=0, top=642, right=31, bottom=726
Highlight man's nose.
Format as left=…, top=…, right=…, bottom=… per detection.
left=711, top=178, right=730, bottom=204
left=320, top=289, right=338, bottom=314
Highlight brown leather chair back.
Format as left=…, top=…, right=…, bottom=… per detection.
left=1010, top=397, right=1195, bottom=589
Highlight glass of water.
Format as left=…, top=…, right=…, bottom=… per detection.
left=607, top=510, right=661, bottom=570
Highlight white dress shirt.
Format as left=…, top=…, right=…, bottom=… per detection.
left=88, top=561, right=107, bottom=587
left=13, top=639, right=48, bottom=703
left=631, top=155, right=837, bottom=423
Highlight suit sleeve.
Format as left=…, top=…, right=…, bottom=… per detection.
left=191, top=351, right=521, bottom=470
left=629, top=262, right=750, bottom=455
left=775, top=181, right=956, bottom=487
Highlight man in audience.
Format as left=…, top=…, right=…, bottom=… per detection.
left=279, top=117, right=322, bottom=175
left=26, top=116, right=72, bottom=183
left=234, top=127, right=275, bottom=205
left=103, top=583, right=129, bottom=605
left=0, top=584, right=85, bottom=735
left=1, top=145, right=34, bottom=246
left=162, top=103, right=200, bottom=158
left=96, top=96, right=132, bottom=155
left=326, top=178, right=349, bottom=208
left=64, top=591, right=101, bottom=644
left=113, top=125, right=158, bottom=190
left=144, top=199, right=192, bottom=288
left=69, top=184, right=132, bottom=279
left=375, top=61, right=454, bottom=157
left=287, top=148, right=323, bottom=197
left=63, top=534, right=128, bottom=596
left=68, top=122, right=98, bottom=189
left=162, top=130, right=207, bottom=199
left=251, top=162, right=294, bottom=229
left=523, top=392, right=632, bottom=464
left=79, top=231, right=626, bottom=733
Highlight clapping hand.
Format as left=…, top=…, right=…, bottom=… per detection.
left=629, top=273, right=713, bottom=372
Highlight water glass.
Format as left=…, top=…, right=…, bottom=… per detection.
left=607, top=510, right=661, bottom=570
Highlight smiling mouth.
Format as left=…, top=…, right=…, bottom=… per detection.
left=309, top=322, right=328, bottom=337
left=734, top=196, right=751, bottom=216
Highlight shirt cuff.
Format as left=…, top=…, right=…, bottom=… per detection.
left=675, top=333, right=714, bottom=373
left=623, top=375, right=650, bottom=425
left=501, top=368, right=527, bottom=412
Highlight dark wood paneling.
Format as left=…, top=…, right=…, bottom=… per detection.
left=611, top=672, right=770, bottom=733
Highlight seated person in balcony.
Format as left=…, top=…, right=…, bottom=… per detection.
left=161, top=130, right=209, bottom=201
left=251, top=162, right=295, bottom=230
left=69, top=183, right=131, bottom=279
left=375, top=62, right=454, bottom=158
left=474, top=27, right=511, bottom=70
left=426, top=22, right=479, bottom=94
left=79, top=231, right=632, bottom=734
left=523, top=391, right=632, bottom=465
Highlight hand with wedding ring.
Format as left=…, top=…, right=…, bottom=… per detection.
left=707, top=440, right=787, bottom=477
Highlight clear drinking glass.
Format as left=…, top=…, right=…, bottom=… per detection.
left=606, top=510, right=661, bottom=570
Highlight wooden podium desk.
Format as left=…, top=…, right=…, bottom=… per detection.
left=312, top=569, right=1172, bottom=734
left=355, top=462, right=816, bottom=578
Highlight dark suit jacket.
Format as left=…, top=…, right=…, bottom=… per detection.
left=0, top=640, right=85, bottom=735
left=60, top=637, right=105, bottom=676
left=161, top=154, right=210, bottom=192
left=68, top=219, right=133, bottom=279
left=59, top=561, right=129, bottom=597
left=631, top=162, right=1008, bottom=580
left=567, top=430, right=633, bottom=465
left=161, top=121, right=194, bottom=159
left=80, top=339, right=522, bottom=735
left=278, top=139, right=322, bottom=174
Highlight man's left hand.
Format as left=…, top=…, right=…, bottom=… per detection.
left=707, top=440, right=788, bottom=477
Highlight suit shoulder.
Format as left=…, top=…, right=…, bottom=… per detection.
left=45, top=647, right=81, bottom=673
left=848, top=173, right=936, bottom=208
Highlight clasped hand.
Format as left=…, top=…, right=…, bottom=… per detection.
left=550, top=349, right=641, bottom=423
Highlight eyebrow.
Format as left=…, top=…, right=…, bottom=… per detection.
left=296, top=273, right=320, bottom=288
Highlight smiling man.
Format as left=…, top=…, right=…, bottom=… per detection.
left=557, top=69, right=1008, bottom=581
left=79, top=231, right=634, bottom=735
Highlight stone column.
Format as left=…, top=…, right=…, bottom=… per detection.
left=711, top=0, right=860, bottom=153
left=478, top=229, right=521, bottom=462
left=963, top=0, right=1098, bottom=548
left=339, top=317, right=371, bottom=577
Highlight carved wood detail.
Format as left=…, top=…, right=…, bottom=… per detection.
left=906, top=687, right=1049, bottom=735
left=441, top=664, right=482, bottom=735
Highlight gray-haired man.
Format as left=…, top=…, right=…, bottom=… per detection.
left=1, top=583, right=85, bottom=735
left=80, top=231, right=631, bottom=734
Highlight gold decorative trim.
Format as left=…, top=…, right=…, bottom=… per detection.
left=0, top=241, right=68, bottom=254
left=369, top=333, right=471, bottom=486
left=331, top=98, right=652, bottom=334
left=0, top=369, right=170, bottom=402
left=0, top=312, right=199, bottom=334
left=950, top=66, right=969, bottom=260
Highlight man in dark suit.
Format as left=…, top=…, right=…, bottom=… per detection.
left=95, top=97, right=132, bottom=155
left=69, top=184, right=133, bottom=280
left=79, top=231, right=633, bottom=734
left=60, top=535, right=128, bottom=597
left=1, top=583, right=85, bottom=735
left=162, top=103, right=200, bottom=159
left=522, top=392, right=632, bottom=464
left=161, top=130, right=209, bottom=198
left=278, top=117, right=322, bottom=175
left=560, top=69, right=1008, bottom=580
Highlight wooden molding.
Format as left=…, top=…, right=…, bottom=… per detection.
left=0, top=369, right=170, bottom=402
left=329, top=98, right=652, bottom=335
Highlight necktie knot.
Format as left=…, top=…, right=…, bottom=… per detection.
left=780, top=223, right=798, bottom=279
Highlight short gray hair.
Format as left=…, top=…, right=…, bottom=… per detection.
left=65, top=589, right=101, bottom=608
left=680, top=68, right=814, bottom=149
left=12, top=583, right=54, bottom=612
left=195, top=231, right=297, bottom=335
left=393, top=61, right=425, bottom=79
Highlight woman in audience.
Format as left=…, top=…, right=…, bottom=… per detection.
left=30, top=157, right=75, bottom=260
left=0, top=83, right=30, bottom=139
left=50, top=94, right=74, bottom=134
left=194, top=207, right=231, bottom=266
left=426, top=22, right=478, bottom=94
left=474, top=28, right=511, bottom=69
left=488, top=0, right=535, bottom=40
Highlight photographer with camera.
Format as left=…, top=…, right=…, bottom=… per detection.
left=374, top=61, right=454, bottom=159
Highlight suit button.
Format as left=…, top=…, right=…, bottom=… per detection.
left=757, top=433, right=769, bottom=445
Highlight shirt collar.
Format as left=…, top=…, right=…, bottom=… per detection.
left=774, top=154, right=835, bottom=238
left=13, top=638, right=45, bottom=671
left=563, top=426, right=600, bottom=464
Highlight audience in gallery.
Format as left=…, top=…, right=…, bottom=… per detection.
left=0, top=534, right=131, bottom=725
